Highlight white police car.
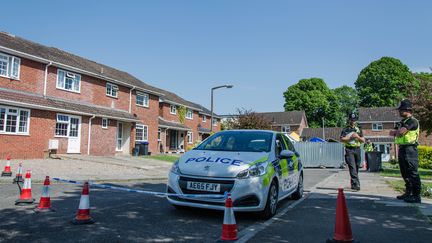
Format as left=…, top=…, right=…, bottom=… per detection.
left=167, top=130, right=303, bottom=219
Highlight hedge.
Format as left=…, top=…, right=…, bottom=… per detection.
left=419, top=146, right=432, bottom=169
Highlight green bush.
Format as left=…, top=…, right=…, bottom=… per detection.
left=418, top=146, right=432, bottom=170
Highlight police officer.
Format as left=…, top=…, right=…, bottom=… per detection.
left=340, top=113, right=365, bottom=191
left=390, top=99, right=421, bottom=203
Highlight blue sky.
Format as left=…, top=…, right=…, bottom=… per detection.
left=1, top=1, right=431, bottom=115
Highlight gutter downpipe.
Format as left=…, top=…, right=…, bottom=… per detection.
left=129, top=86, right=136, bottom=113
left=43, top=62, right=53, bottom=97
left=87, top=115, right=96, bottom=155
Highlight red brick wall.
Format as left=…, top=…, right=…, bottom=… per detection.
left=45, top=66, right=130, bottom=111
left=0, top=56, right=45, bottom=94
left=89, top=117, right=116, bottom=156
left=131, top=93, right=160, bottom=154
left=361, top=122, right=395, bottom=137
left=160, top=103, right=180, bottom=123
left=419, top=131, right=432, bottom=146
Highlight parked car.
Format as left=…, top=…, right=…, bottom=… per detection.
left=166, top=130, right=303, bottom=219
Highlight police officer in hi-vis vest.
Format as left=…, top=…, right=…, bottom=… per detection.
left=390, top=99, right=422, bottom=203
left=340, top=113, right=365, bottom=191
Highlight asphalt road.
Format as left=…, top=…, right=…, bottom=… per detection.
left=0, top=169, right=335, bottom=242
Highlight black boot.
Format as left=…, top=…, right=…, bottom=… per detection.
left=403, top=194, right=421, bottom=203
left=396, top=190, right=411, bottom=200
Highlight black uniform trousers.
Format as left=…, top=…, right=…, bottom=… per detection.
left=398, top=145, right=422, bottom=195
left=345, top=147, right=361, bottom=187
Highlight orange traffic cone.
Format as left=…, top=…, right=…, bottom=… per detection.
left=13, top=162, right=24, bottom=183
left=15, top=170, right=35, bottom=205
left=35, top=176, right=55, bottom=212
left=326, top=188, right=356, bottom=243
left=1, top=154, right=12, bottom=177
left=221, top=193, right=237, bottom=241
left=71, top=181, right=94, bottom=225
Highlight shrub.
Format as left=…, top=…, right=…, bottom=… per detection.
left=418, top=146, right=432, bottom=169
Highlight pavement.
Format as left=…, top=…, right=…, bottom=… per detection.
left=241, top=168, right=432, bottom=243
left=0, top=155, right=172, bottom=183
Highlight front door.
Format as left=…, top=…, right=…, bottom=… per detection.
left=116, top=122, right=123, bottom=151
left=170, top=130, right=178, bottom=150
left=67, top=116, right=81, bottom=153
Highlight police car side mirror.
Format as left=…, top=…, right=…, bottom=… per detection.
left=280, top=150, right=295, bottom=159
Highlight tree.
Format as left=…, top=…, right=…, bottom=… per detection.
left=355, top=57, right=418, bottom=107
left=333, top=85, right=359, bottom=125
left=283, top=78, right=341, bottom=127
left=226, top=108, right=272, bottom=130
left=410, top=73, right=432, bottom=135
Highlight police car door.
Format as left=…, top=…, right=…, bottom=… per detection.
left=282, top=135, right=299, bottom=192
left=274, top=134, right=291, bottom=197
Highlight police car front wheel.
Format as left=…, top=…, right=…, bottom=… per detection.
left=260, top=181, right=278, bottom=219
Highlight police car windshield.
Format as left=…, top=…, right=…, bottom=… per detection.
left=195, top=131, right=273, bottom=152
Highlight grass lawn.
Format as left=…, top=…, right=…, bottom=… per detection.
left=381, top=162, right=432, bottom=181
left=141, top=154, right=180, bottom=163
left=386, top=180, right=432, bottom=199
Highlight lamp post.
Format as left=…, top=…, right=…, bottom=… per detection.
left=211, top=85, right=233, bottom=132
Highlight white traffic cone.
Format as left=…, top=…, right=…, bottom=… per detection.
left=35, top=176, right=55, bottom=212
left=15, top=170, right=35, bottom=205
left=1, top=154, right=12, bottom=177
left=13, top=162, right=24, bottom=183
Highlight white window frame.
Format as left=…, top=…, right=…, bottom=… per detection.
left=158, top=128, right=161, bottom=141
left=170, top=105, right=177, bottom=115
left=202, top=115, right=206, bottom=122
left=102, top=118, right=108, bottom=129
left=212, top=118, right=218, bottom=127
left=55, top=114, right=70, bottom=137
left=282, top=125, right=290, bottom=133
left=372, top=123, right=383, bottom=131
left=136, top=92, right=149, bottom=107
left=0, top=52, right=21, bottom=80
left=0, top=105, right=30, bottom=135
left=135, top=124, right=148, bottom=142
left=186, top=109, right=193, bottom=120
left=106, top=82, right=118, bottom=98
left=187, top=131, right=193, bottom=144
left=56, top=69, right=81, bottom=93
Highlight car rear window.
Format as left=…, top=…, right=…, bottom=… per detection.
left=195, top=131, right=273, bottom=152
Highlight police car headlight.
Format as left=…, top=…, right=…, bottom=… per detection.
left=237, top=163, right=266, bottom=179
left=171, top=160, right=181, bottom=175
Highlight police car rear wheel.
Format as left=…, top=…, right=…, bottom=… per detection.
left=260, top=181, right=278, bottom=219
left=292, top=173, right=303, bottom=200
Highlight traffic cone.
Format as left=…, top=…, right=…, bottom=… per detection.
left=326, top=188, right=356, bottom=243
left=220, top=193, right=237, bottom=241
left=15, top=170, right=35, bottom=205
left=71, top=181, right=95, bottom=225
left=13, top=162, right=24, bottom=183
left=1, top=154, right=12, bottom=177
left=35, top=176, right=55, bottom=212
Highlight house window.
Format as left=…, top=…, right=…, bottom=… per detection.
left=372, top=123, right=383, bottom=131
left=136, top=124, right=148, bottom=141
left=170, top=105, right=177, bottom=114
left=186, top=109, right=193, bottom=120
left=202, top=115, right=206, bottom=122
left=106, top=83, right=118, bottom=98
left=212, top=118, right=218, bottom=127
left=57, top=69, right=81, bottom=93
left=282, top=126, right=290, bottom=133
left=0, top=106, right=30, bottom=135
left=158, top=128, right=161, bottom=141
left=0, top=52, right=20, bottom=79
left=136, top=92, right=149, bottom=107
left=55, top=114, right=70, bottom=137
left=187, top=131, right=193, bottom=144
left=102, top=118, right=108, bottom=129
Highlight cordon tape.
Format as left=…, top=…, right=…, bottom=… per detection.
left=53, top=178, right=226, bottom=199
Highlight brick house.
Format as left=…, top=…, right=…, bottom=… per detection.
left=0, top=32, right=218, bottom=159
left=301, top=127, right=343, bottom=142
left=156, top=89, right=221, bottom=154
left=258, top=111, right=308, bottom=136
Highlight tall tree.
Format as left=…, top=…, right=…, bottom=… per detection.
left=283, top=78, right=340, bottom=127
left=333, top=85, right=359, bottom=126
left=355, top=57, right=417, bottom=107
left=410, top=73, right=432, bottom=135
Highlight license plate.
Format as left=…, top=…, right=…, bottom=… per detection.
left=186, top=181, right=221, bottom=192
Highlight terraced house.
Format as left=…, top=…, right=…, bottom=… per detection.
left=0, top=32, right=220, bottom=159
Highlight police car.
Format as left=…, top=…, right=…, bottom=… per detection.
left=167, top=130, right=303, bottom=219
